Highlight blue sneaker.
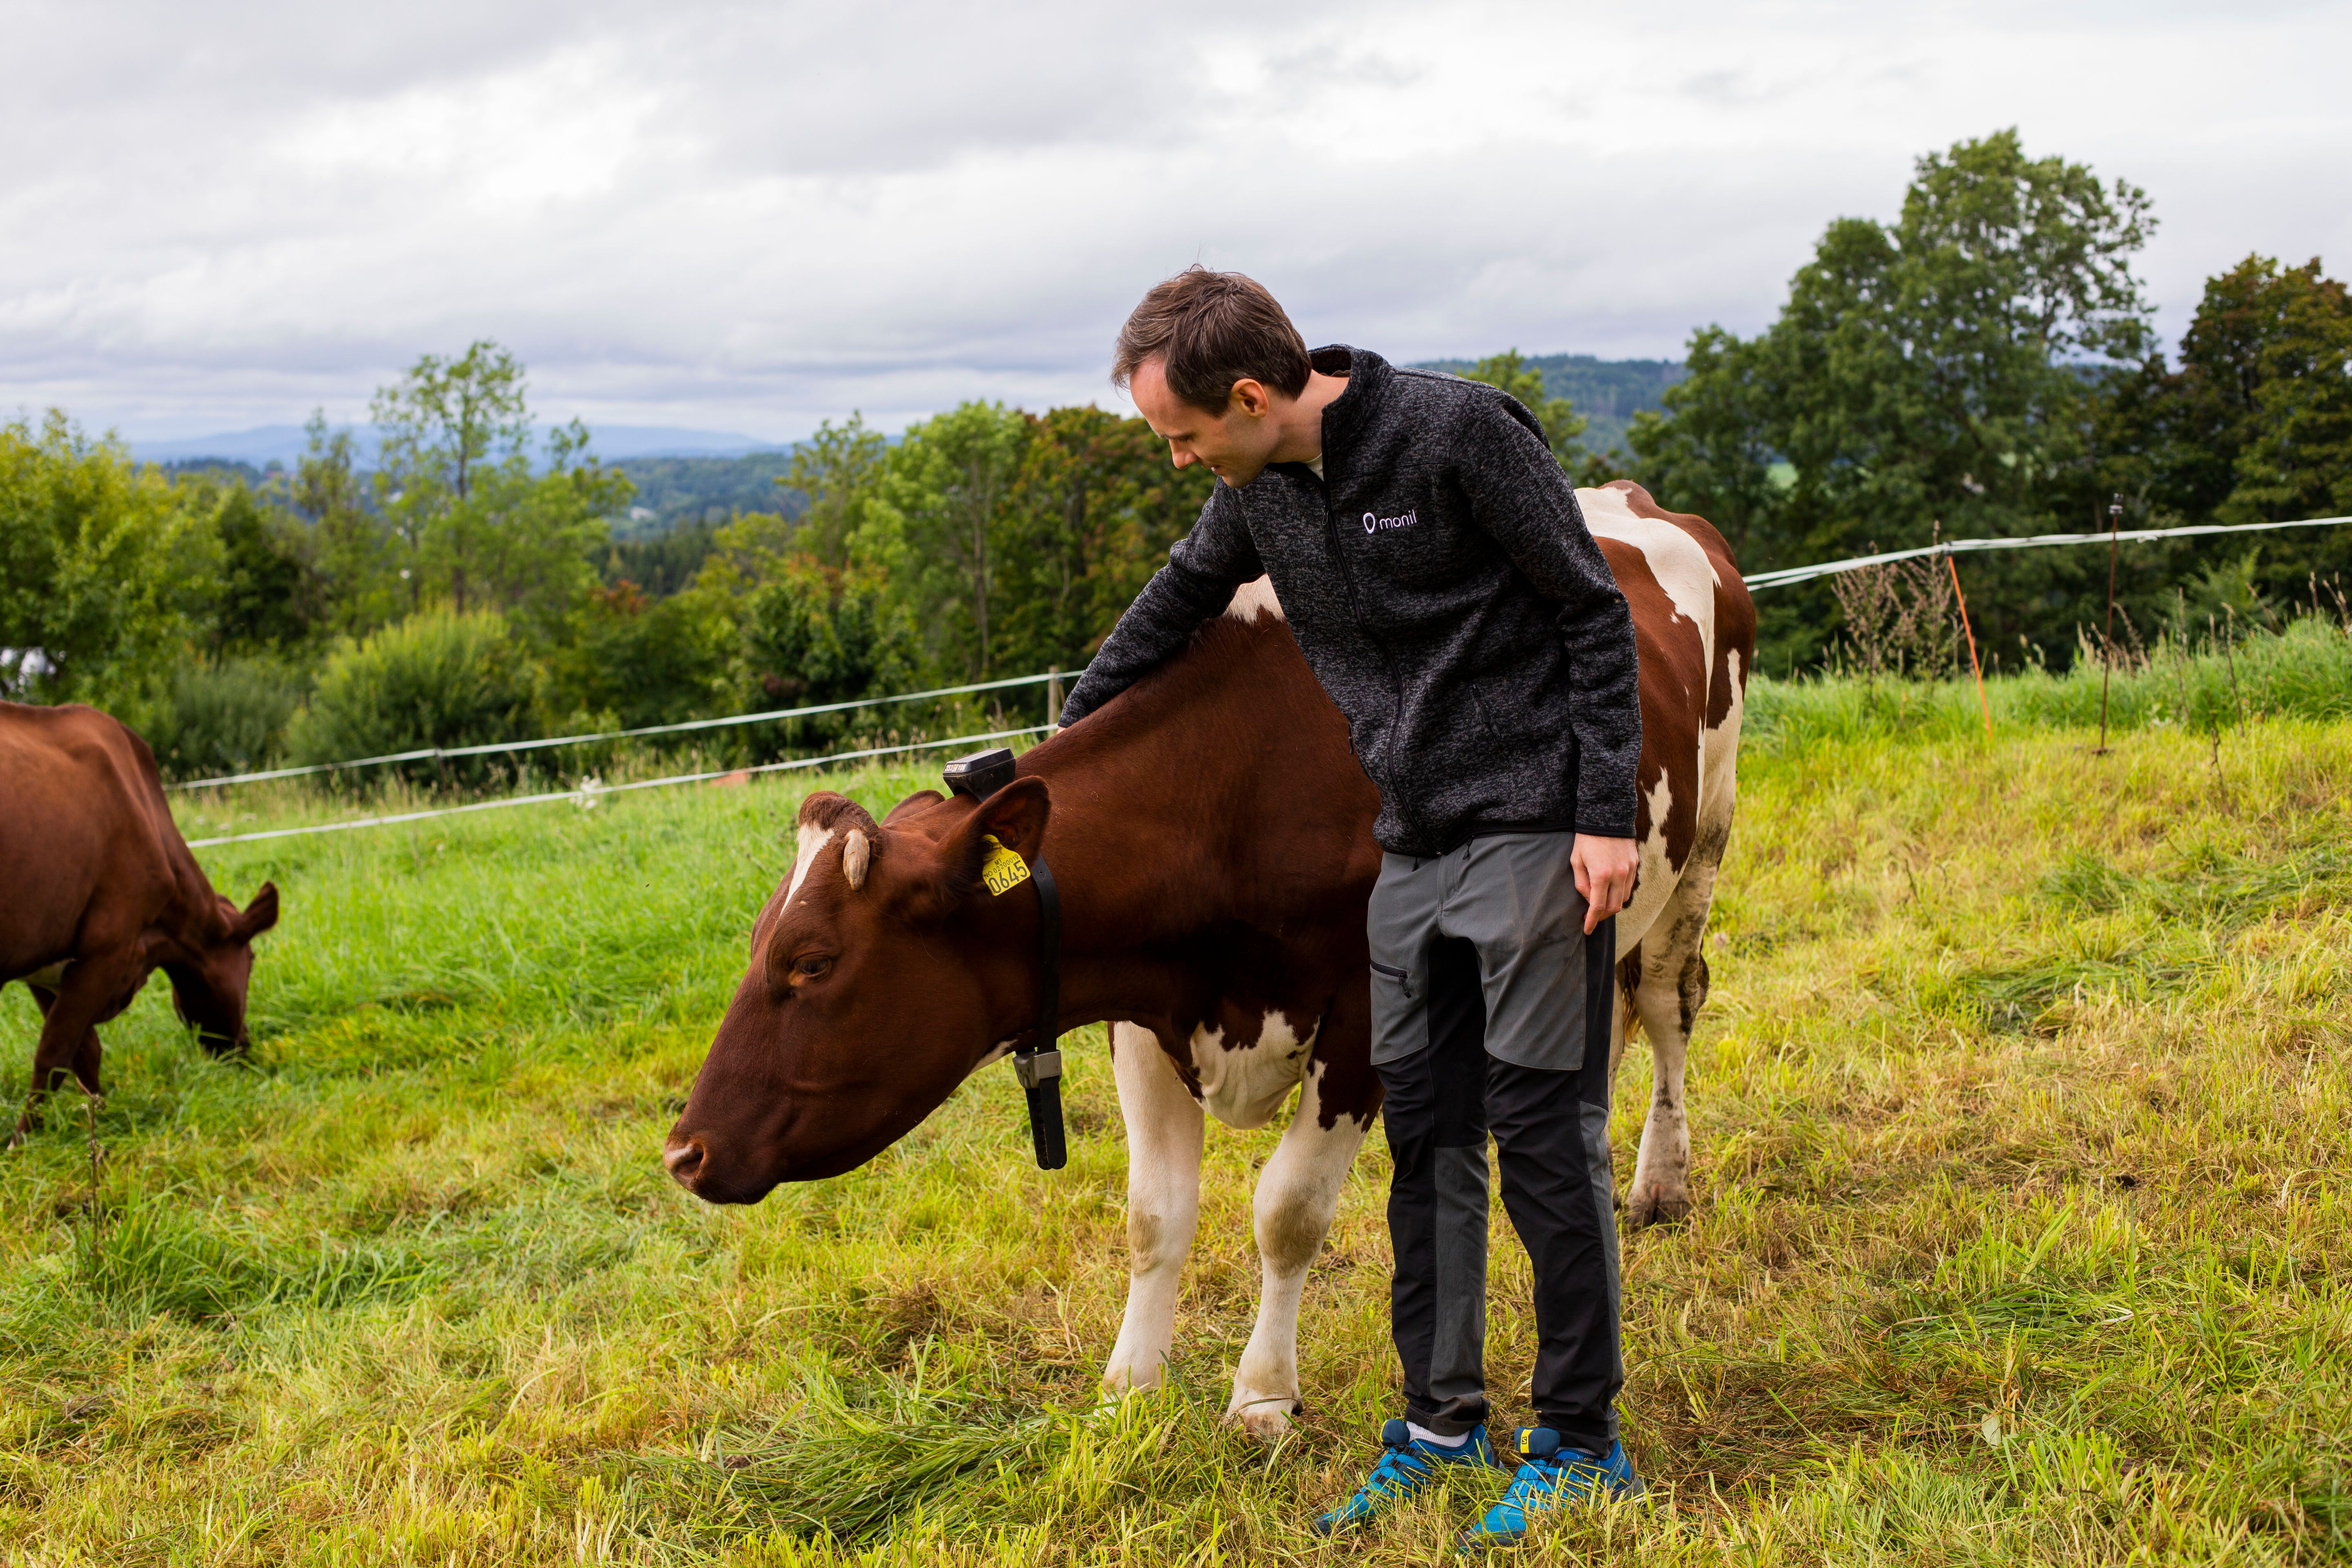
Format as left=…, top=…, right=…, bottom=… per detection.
left=1312, top=1419, right=1503, bottom=1535
left=1459, top=1428, right=1642, bottom=1551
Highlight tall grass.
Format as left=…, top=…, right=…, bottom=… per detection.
left=2, top=715, right=2348, bottom=1562
left=1750, top=611, right=2352, bottom=749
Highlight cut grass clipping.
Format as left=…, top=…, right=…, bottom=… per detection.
left=3, top=707, right=2349, bottom=1564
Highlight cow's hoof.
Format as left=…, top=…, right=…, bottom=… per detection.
left=1624, top=1183, right=1694, bottom=1229
left=1226, top=1394, right=1300, bottom=1445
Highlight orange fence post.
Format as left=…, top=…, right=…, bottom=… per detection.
left=1949, top=552, right=1992, bottom=740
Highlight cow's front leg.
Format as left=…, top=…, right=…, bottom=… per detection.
left=1102, top=1022, right=1204, bottom=1396
left=1226, top=1061, right=1369, bottom=1443
left=12, top=960, right=123, bottom=1148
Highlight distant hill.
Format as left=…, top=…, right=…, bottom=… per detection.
left=610, top=451, right=807, bottom=536
left=1410, top=354, right=1687, bottom=453
left=130, top=423, right=790, bottom=470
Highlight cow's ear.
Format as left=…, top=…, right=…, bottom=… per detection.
left=885, top=789, right=944, bottom=824
left=918, top=777, right=1051, bottom=913
left=973, top=775, right=1050, bottom=864
left=238, top=882, right=280, bottom=939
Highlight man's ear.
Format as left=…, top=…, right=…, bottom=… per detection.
left=238, top=882, right=279, bottom=939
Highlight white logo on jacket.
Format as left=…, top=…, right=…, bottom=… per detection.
left=1362, top=508, right=1417, bottom=535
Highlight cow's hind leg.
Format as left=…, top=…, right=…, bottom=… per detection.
left=1102, top=1023, right=1205, bottom=1397
left=1624, top=869, right=1720, bottom=1229
left=1226, top=1061, right=1368, bottom=1443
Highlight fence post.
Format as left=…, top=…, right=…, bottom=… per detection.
left=1949, top=553, right=1992, bottom=740
left=1046, top=667, right=1063, bottom=732
left=2098, top=494, right=2122, bottom=752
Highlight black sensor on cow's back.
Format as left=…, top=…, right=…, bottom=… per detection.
left=944, top=748, right=1017, bottom=800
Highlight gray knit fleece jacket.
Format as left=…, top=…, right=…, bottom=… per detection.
left=1061, top=345, right=1642, bottom=857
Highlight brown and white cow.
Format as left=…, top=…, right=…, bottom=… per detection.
left=665, top=481, right=1752, bottom=1437
left=1, top=703, right=280, bottom=1143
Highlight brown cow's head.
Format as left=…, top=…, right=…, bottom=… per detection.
left=664, top=780, right=1051, bottom=1203
left=161, top=882, right=280, bottom=1056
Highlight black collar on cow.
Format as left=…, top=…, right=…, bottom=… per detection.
left=947, top=746, right=1067, bottom=1172
left=1016, top=858, right=1068, bottom=1171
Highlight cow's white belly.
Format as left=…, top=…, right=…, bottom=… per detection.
left=1187, top=1010, right=1315, bottom=1130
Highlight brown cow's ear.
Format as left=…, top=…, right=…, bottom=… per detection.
left=239, top=882, right=280, bottom=939
left=910, top=777, right=1052, bottom=920
left=974, top=775, right=1050, bottom=863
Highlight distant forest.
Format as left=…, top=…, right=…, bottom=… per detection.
left=1410, top=354, right=1687, bottom=454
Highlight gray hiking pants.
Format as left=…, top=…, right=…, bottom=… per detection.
left=1368, top=832, right=1625, bottom=1452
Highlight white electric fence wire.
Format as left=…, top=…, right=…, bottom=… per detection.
left=182, top=725, right=1050, bottom=849
left=1744, top=513, right=2352, bottom=590
left=171, top=668, right=1069, bottom=790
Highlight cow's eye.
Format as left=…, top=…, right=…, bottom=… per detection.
left=795, top=956, right=833, bottom=980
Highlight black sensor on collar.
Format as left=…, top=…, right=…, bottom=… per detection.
left=944, top=747, right=1017, bottom=800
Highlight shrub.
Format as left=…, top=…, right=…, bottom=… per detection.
left=733, top=561, right=917, bottom=759
left=137, top=656, right=309, bottom=781
left=286, top=608, right=542, bottom=786
left=544, top=579, right=732, bottom=734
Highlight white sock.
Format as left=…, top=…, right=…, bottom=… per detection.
left=1407, top=1422, right=1468, bottom=1448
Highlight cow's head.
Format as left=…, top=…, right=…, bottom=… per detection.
left=664, top=780, right=1051, bottom=1203
left=162, top=882, right=279, bottom=1055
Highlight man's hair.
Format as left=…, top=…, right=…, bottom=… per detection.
left=1112, top=266, right=1312, bottom=412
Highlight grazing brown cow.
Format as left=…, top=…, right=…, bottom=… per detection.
left=666, top=481, right=1752, bottom=1437
left=0, top=703, right=279, bottom=1142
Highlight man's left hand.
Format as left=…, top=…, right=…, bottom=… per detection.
left=1571, top=833, right=1639, bottom=934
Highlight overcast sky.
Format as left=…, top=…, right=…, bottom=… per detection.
left=4, top=0, right=2345, bottom=443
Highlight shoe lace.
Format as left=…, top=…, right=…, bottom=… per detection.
left=1360, top=1446, right=1427, bottom=1501
left=1503, top=1453, right=1581, bottom=1507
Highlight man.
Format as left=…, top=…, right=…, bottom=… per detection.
left=1057, top=267, right=1645, bottom=1549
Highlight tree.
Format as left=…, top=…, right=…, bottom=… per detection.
left=205, top=483, right=320, bottom=655
left=779, top=415, right=887, bottom=569
left=368, top=345, right=630, bottom=636
left=735, top=559, right=917, bottom=754
left=864, top=402, right=1034, bottom=680
left=370, top=340, right=530, bottom=612
left=1631, top=128, right=2157, bottom=668
left=992, top=406, right=1212, bottom=692
left=1460, top=350, right=1587, bottom=461
left=0, top=413, right=205, bottom=704
left=293, top=410, right=399, bottom=634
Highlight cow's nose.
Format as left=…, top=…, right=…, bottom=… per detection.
left=663, top=1136, right=706, bottom=1186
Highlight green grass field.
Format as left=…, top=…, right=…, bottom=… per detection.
left=4, top=698, right=2350, bottom=1564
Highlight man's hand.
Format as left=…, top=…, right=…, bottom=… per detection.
left=1571, top=833, right=1639, bottom=935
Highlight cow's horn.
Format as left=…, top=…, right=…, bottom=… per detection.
left=843, top=828, right=872, bottom=890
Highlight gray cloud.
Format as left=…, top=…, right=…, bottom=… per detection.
left=4, top=0, right=2345, bottom=443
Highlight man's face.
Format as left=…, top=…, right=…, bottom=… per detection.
left=1130, top=356, right=1281, bottom=488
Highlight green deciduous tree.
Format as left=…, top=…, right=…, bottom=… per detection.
left=991, top=405, right=1212, bottom=690
left=0, top=413, right=205, bottom=704
left=1632, top=128, right=2156, bottom=669
left=294, top=411, right=401, bottom=634
left=780, top=415, right=887, bottom=570
left=1460, top=350, right=1587, bottom=461
left=735, top=559, right=917, bottom=754
left=370, top=345, right=631, bottom=638
left=862, top=402, right=1035, bottom=680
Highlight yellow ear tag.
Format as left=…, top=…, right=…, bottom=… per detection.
left=980, top=834, right=1032, bottom=897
